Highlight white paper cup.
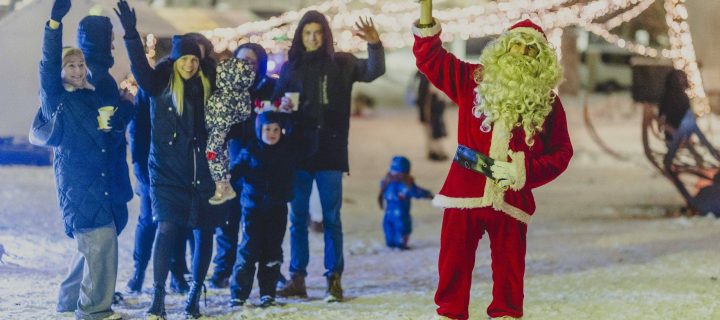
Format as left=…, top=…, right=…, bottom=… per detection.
left=97, top=106, right=116, bottom=130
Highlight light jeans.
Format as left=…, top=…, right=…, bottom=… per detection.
left=57, top=223, right=118, bottom=320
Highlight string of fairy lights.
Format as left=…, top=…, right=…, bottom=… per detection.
left=199, top=0, right=704, bottom=100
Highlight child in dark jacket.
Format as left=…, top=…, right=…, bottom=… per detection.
left=227, top=111, right=317, bottom=308
left=378, top=156, right=433, bottom=250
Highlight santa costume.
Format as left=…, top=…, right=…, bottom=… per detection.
left=413, top=19, right=573, bottom=319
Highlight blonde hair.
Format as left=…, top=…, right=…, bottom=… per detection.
left=170, top=59, right=211, bottom=115
left=475, top=28, right=562, bottom=146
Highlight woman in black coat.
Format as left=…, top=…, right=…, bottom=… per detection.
left=115, top=1, right=218, bottom=318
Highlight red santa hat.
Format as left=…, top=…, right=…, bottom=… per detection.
left=508, top=19, right=547, bottom=40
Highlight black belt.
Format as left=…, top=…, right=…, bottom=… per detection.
left=453, top=144, right=495, bottom=180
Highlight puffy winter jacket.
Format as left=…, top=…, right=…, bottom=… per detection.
left=37, top=23, right=132, bottom=237
left=123, top=35, right=219, bottom=228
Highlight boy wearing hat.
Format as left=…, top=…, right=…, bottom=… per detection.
left=226, top=111, right=317, bottom=308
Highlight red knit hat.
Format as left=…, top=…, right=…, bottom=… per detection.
left=508, top=19, right=547, bottom=39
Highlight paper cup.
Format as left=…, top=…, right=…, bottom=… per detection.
left=97, top=106, right=116, bottom=130
left=285, top=92, right=300, bottom=111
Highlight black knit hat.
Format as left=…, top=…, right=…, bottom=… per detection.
left=170, top=35, right=201, bottom=60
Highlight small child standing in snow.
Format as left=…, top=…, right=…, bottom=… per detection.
left=378, top=156, right=433, bottom=250
left=227, top=111, right=318, bottom=308
left=205, top=58, right=255, bottom=205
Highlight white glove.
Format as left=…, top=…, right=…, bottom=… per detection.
left=491, top=160, right=517, bottom=189
left=490, top=151, right=526, bottom=191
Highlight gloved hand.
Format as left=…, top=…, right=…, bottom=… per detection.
left=108, top=113, right=125, bottom=132
left=377, top=194, right=384, bottom=210
left=50, top=0, right=71, bottom=22
left=491, top=160, right=518, bottom=189
left=114, top=0, right=138, bottom=38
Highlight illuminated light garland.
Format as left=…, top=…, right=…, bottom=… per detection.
left=197, top=0, right=706, bottom=106
left=664, top=0, right=708, bottom=114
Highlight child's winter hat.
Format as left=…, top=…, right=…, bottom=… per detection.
left=170, top=35, right=201, bottom=60
left=255, top=111, right=291, bottom=141
left=389, top=156, right=411, bottom=174
left=77, top=15, right=114, bottom=68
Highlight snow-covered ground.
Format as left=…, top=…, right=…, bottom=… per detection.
left=1, top=93, right=719, bottom=319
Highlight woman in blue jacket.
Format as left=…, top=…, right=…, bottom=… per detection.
left=34, top=0, right=132, bottom=318
left=115, top=1, right=218, bottom=318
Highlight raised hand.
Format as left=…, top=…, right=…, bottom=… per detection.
left=353, top=17, right=380, bottom=45
left=113, top=0, right=137, bottom=36
left=50, top=0, right=71, bottom=22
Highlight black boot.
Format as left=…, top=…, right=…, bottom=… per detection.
left=183, top=281, right=205, bottom=319
left=146, top=283, right=166, bottom=319
left=125, top=270, right=144, bottom=294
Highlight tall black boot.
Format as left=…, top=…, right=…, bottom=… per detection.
left=183, top=281, right=204, bottom=319
left=146, top=283, right=166, bottom=319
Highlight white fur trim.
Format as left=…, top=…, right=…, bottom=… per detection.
left=432, top=194, right=532, bottom=224
left=508, top=151, right=526, bottom=191
left=412, top=19, right=442, bottom=38
left=506, top=26, right=547, bottom=42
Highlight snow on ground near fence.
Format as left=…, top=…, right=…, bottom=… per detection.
left=1, top=94, right=719, bottom=319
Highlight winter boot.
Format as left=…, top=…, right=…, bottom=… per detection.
left=170, top=273, right=190, bottom=294
left=228, top=298, right=245, bottom=309
left=183, top=281, right=205, bottom=319
left=146, top=283, right=166, bottom=319
left=125, top=271, right=143, bottom=295
left=207, top=274, right=229, bottom=289
left=258, top=295, right=276, bottom=308
left=324, top=273, right=343, bottom=302
left=277, top=274, right=307, bottom=298
left=209, top=180, right=237, bottom=205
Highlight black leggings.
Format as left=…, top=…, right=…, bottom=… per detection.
left=152, top=221, right=214, bottom=286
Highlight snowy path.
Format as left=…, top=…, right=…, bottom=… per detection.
left=1, top=95, right=719, bottom=319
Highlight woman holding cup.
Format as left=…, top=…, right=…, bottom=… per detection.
left=32, top=0, right=132, bottom=318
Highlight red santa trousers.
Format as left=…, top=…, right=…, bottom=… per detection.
left=434, top=207, right=527, bottom=319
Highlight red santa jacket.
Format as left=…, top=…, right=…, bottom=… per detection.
left=413, top=23, right=573, bottom=224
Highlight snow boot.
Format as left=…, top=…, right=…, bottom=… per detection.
left=207, top=275, right=229, bottom=289
left=183, top=281, right=205, bottom=319
left=125, top=272, right=143, bottom=295
left=324, top=273, right=343, bottom=302
left=170, top=273, right=190, bottom=294
left=146, top=283, right=166, bottom=319
left=258, top=295, right=276, bottom=308
left=209, top=180, right=237, bottom=205
left=277, top=274, right=307, bottom=298
left=228, top=298, right=245, bottom=309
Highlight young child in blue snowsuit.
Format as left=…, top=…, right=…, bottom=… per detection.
left=378, top=156, right=433, bottom=250
left=227, top=111, right=318, bottom=308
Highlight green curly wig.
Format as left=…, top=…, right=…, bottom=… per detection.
left=475, top=28, right=563, bottom=146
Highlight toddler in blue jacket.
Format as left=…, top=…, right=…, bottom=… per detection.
left=226, top=111, right=317, bottom=308
left=378, top=156, right=433, bottom=250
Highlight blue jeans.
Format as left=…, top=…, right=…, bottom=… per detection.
left=289, top=170, right=344, bottom=277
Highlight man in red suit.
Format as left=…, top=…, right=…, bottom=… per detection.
left=413, top=1, right=573, bottom=319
